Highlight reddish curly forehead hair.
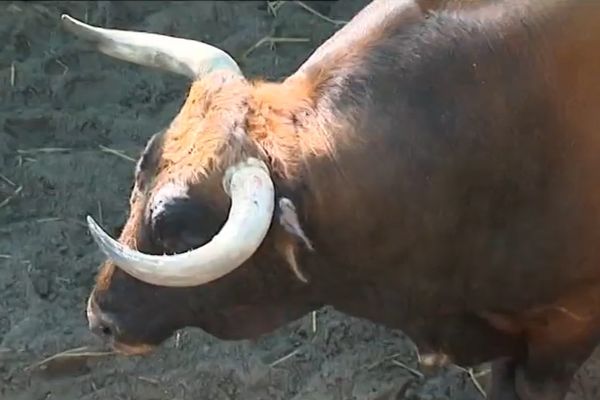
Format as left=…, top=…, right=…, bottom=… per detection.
left=93, top=67, right=338, bottom=289
left=152, top=69, right=336, bottom=190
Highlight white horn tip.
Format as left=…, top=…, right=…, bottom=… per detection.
left=60, top=14, right=92, bottom=36
left=61, top=14, right=79, bottom=27
left=86, top=214, right=95, bottom=226
left=86, top=215, right=104, bottom=242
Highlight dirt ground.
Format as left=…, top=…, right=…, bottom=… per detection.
left=1, top=1, right=600, bottom=399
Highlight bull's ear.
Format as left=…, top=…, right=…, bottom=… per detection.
left=274, top=197, right=314, bottom=283
left=147, top=184, right=223, bottom=255
left=276, top=198, right=313, bottom=251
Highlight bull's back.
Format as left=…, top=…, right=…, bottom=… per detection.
left=306, top=1, right=600, bottom=314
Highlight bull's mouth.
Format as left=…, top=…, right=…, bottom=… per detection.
left=110, top=340, right=156, bottom=356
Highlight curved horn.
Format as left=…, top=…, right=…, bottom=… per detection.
left=60, top=14, right=241, bottom=79
left=87, top=158, right=274, bottom=287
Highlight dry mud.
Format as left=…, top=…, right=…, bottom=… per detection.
left=1, top=1, right=599, bottom=399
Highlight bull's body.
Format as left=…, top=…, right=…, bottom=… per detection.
left=63, top=1, right=600, bottom=399
left=293, top=3, right=600, bottom=397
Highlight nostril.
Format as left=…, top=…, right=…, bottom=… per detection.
left=100, top=325, right=112, bottom=337
left=87, top=296, right=118, bottom=339
left=88, top=309, right=116, bottom=339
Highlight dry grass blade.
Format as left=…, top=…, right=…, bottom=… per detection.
left=24, top=346, right=115, bottom=372
left=0, top=172, right=16, bottom=187
left=455, top=366, right=488, bottom=398
left=468, top=367, right=487, bottom=398
left=31, top=217, right=87, bottom=229
left=267, top=0, right=285, bottom=16
left=294, top=1, right=348, bottom=26
left=10, top=62, right=15, bottom=87
left=0, top=185, right=23, bottom=209
left=391, top=359, right=425, bottom=379
left=138, top=376, right=160, bottom=385
left=55, top=58, right=69, bottom=76
left=242, top=36, right=310, bottom=59
left=473, top=368, right=491, bottom=378
left=6, top=4, right=22, bottom=13
left=97, top=200, right=104, bottom=225
left=35, top=217, right=62, bottom=224
left=99, top=145, right=136, bottom=162
left=269, top=348, right=300, bottom=367
left=17, top=147, right=71, bottom=155
left=414, top=345, right=422, bottom=364
left=365, top=352, right=404, bottom=370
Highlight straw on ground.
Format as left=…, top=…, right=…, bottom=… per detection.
left=99, top=145, right=136, bottom=162
left=294, top=1, right=348, bottom=25
left=0, top=185, right=23, bottom=209
left=24, top=346, right=115, bottom=372
left=268, top=1, right=348, bottom=25
left=269, top=348, right=300, bottom=367
left=17, top=147, right=71, bottom=155
left=242, top=36, right=310, bottom=60
left=0, top=172, right=16, bottom=187
left=10, top=62, right=15, bottom=87
left=391, top=358, right=425, bottom=379
left=455, top=365, right=490, bottom=398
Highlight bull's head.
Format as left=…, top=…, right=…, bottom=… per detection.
left=61, top=15, right=320, bottom=354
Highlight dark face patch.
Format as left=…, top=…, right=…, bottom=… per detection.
left=88, top=156, right=316, bottom=348
left=145, top=181, right=226, bottom=255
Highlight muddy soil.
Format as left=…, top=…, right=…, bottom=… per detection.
left=0, top=1, right=599, bottom=399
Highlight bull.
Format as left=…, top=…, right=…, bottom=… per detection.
left=60, top=0, right=600, bottom=399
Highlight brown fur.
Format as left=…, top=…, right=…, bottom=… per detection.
left=84, top=1, right=600, bottom=400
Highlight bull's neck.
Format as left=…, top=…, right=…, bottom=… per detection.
left=248, top=76, right=367, bottom=288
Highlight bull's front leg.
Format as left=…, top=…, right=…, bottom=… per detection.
left=487, top=340, right=595, bottom=400
left=487, top=358, right=521, bottom=400
left=488, top=356, right=576, bottom=400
